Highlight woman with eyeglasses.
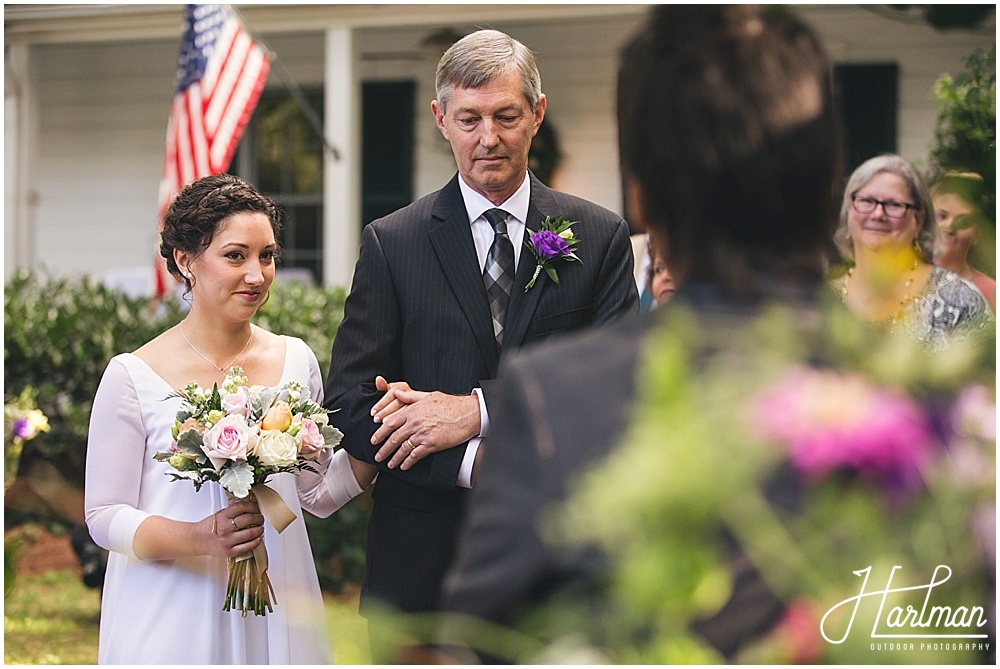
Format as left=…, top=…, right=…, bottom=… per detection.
left=831, top=154, right=992, bottom=350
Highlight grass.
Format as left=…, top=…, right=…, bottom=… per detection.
left=4, top=570, right=101, bottom=665
left=3, top=568, right=372, bottom=664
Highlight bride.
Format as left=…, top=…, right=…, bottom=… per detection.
left=84, top=174, right=377, bottom=664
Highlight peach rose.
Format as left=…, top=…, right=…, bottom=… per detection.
left=172, top=416, right=204, bottom=440
left=261, top=401, right=293, bottom=432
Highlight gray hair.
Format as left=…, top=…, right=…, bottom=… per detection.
left=435, top=29, right=542, bottom=113
left=834, top=154, right=936, bottom=262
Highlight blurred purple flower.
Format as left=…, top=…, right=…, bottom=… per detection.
left=750, top=367, right=934, bottom=491
left=531, top=230, right=571, bottom=261
left=12, top=417, right=31, bottom=439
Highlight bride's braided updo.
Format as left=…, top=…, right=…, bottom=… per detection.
left=159, top=174, right=283, bottom=290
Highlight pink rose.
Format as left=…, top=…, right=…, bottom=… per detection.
left=296, top=418, right=325, bottom=460
left=221, top=391, right=250, bottom=418
left=202, top=414, right=256, bottom=466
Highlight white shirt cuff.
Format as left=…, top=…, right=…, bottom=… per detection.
left=113, top=506, right=152, bottom=560
left=472, top=387, right=489, bottom=437
left=458, top=388, right=489, bottom=489
left=458, top=438, right=480, bottom=489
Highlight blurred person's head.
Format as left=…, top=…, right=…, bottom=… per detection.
left=618, top=5, right=841, bottom=296
left=833, top=154, right=935, bottom=264
left=931, top=172, right=995, bottom=277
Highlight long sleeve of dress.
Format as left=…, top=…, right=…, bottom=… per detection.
left=294, top=341, right=365, bottom=518
left=84, top=357, right=152, bottom=560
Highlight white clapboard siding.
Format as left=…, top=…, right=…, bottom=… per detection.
left=30, top=39, right=177, bottom=277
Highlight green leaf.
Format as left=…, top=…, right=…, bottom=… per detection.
left=175, top=429, right=206, bottom=459
left=320, top=425, right=344, bottom=449
left=219, top=460, right=255, bottom=498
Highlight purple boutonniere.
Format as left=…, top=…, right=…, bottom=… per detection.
left=524, top=215, right=581, bottom=291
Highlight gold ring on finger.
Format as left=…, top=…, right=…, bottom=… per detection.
left=231, top=518, right=239, bottom=531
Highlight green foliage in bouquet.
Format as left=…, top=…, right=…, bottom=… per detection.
left=545, top=299, right=995, bottom=664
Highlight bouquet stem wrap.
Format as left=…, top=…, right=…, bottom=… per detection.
left=223, top=485, right=296, bottom=617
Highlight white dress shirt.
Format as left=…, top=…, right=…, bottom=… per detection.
left=455, top=173, right=532, bottom=487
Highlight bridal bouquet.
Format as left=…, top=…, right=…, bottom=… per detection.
left=153, top=367, right=343, bottom=616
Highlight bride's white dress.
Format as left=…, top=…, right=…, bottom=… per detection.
left=85, top=336, right=361, bottom=664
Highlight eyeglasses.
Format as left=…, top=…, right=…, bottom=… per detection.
left=851, top=195, right=917, bottom=219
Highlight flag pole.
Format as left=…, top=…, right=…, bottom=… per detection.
left=268, top=57, right=341, bottom=162
left=229, top=5, right=341, bottom=162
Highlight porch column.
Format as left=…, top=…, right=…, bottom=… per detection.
left=4, top=44, right=38, bottom=277
left=323, top=27, right=360, bottom=290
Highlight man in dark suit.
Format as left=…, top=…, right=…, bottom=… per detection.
left=436, top=6, right=843, bottom=662
left=323, top=28, right=638, bottom=648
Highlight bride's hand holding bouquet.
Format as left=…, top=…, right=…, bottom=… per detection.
left=203, top=498, right=264, bottom=560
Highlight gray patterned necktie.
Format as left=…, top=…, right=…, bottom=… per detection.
left=482, top=208, right=515, bottom=347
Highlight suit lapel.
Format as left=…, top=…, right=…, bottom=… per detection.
left=503, top=175, right=554, bottom=349
left=428, top=176, right=501, bottom=374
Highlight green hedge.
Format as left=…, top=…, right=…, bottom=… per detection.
left=4, top=270, right=368, bottom=591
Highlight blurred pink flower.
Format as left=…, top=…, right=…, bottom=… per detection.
left=750, top=367, right=933, bottom=489
left=775, top=597, right=824, bottom=664
left=951, top=384, right=996, bottom=441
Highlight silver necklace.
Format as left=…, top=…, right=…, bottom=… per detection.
left=178, top=322, right=255, bottom=374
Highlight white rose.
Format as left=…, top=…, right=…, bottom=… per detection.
left=255, top=429, right=299, bottom=468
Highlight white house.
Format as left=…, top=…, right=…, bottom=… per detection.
left=5, top=4, right=994, bottom=291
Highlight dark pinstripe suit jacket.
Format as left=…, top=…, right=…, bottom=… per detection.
left=324, top=171, right=638, bottom=615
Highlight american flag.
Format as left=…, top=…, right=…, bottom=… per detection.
left=154, top=4, right=270, bottom=295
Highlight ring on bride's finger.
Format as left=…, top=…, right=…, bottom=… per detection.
left=231, top=518, right=239, bottom=531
